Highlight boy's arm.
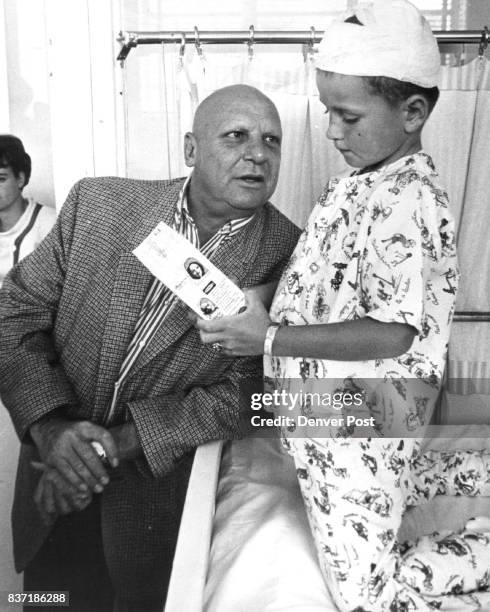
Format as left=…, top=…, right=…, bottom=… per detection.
left=195, top=291, right=416, bottom=360
left=272, top=316, right=416, bottom=360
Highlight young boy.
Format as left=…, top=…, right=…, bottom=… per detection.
left=0, top=135, right=56, bottom=286
left=197, top=2, right=490, bottom=609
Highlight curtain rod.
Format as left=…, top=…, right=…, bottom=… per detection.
left=117, top=28, right=489, bottom=62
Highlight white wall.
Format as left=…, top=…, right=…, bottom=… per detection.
left=1, top=0, right=125, bottom=210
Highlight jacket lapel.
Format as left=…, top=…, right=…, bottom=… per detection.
left=209, top=210, right=264, bottom=285
left=93, top=184, right=180, bottom=415
left=127, top=207, right=266, bottom=379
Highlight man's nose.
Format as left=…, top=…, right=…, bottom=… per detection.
left=326, top=114, right=343, bottom=141
left=244, top=139, right=267, bottom=163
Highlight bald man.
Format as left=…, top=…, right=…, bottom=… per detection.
left=0, top=85, right=300, bottom=611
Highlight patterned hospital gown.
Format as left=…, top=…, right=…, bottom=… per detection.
left=264, top=153, right=490, bottom=611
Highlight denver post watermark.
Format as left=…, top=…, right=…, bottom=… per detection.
left=250, top=387, right=375, bottom=431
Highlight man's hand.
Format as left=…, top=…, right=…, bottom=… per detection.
left=33, top=464, right=93, bottom=526
left=30, top=417, right=119, bottom=494
left=195, top=289, right=272, bottom=356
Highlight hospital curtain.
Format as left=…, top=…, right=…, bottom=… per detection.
left=441, top=57, right=490, bottom=424
left=123, top=48, right=489, bottom=224
left=125, top=43, right=346, bottom=227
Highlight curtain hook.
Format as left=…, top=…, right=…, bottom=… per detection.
left=302, top=26, right=315, bottom=63
left=179, top=32, right=186, bottom=65
left=248, top=25, right=255, bottom=60
left=309, top=26, right=316, bottom=59
left=194, top=25, right=203, bottom=58
left=478, top=26, right=489, bottom=57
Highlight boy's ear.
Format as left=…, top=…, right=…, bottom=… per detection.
left=402, top=95, right=430, bottom=134
left=16, top=171, right=26, bottom=190
left=184, top=132, right=197, bottom=168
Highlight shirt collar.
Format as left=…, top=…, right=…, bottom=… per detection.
left=174, top=171, right=256, bottom=239
left=173, top=173, right=193, bottom=229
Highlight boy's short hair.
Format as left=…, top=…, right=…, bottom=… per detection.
left=0, top=135, right=32, bottom=187
left=363, top=76, right=440, bottom=114
left=317, top=67, right=440, bottom=115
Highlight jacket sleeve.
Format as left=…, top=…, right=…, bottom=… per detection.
left=128, top=355, right=262, bottom=478
left=0, top=182, right=82, bottom=440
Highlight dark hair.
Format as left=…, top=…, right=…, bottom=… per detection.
left=363, top=76, right=439, bottom=113
left=0, top=135, right=32, bottom=187
left=343, top=15, right=440, bottom=114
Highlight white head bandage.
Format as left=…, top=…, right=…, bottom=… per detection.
left=316, top=0, right=440, bottom=88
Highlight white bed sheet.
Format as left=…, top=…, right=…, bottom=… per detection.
left=205, top=427, right=490, bottom=612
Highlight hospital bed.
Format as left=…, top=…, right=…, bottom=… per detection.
left=166, top=419, right=490, bottom=611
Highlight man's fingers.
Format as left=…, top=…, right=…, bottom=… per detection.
left=73, top=444, right=109, bottom=490
left=31, top=459, right=92, bottom=495
left=199, top=330, right=225, bottom=345
left=51, top=455, right=93, bottom=493
left=52, top=489, right=71, bottom=515
left=35, top=467, right=93, bottom=517
left=47, top=469, right=92, bottom=514
left=88, top=427, right=119, bottom=467
left=32, top=419, right=119, bottom=494
left=195, top=317, right=227, bottom=333
left=33, top=477, right=44, bottom=508
left=71, top=494, right=92, bottom=512
left=80, top=424, right=119, bottom=469
left=48, top=422, right=118, bottom=490
left=187, top=310, right=199, bottom=324
left=46, top=449, right=103, bottom=494
left=38, top=477, right=57, bottom=525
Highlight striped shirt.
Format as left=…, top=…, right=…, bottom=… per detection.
left=105, top=176, right=254, bottom=424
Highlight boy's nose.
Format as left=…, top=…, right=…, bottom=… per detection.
left=326, top=115, right=344, bottom=141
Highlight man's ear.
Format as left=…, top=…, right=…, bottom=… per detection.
left=402, top=95, right=430, bottom=134
left=184, top=132, right=197, bottom=167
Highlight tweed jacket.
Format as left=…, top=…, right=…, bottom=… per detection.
left=0, top=176, right=300, bottom=585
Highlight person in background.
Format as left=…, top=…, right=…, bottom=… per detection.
left=196, top=2, right=490, bottom=610
left=0, top=135, right=56, bottom=286
left=0, top=85, right=300, bottom=612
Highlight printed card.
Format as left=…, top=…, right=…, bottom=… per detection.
left=133, top=222, right=246, bottom=319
